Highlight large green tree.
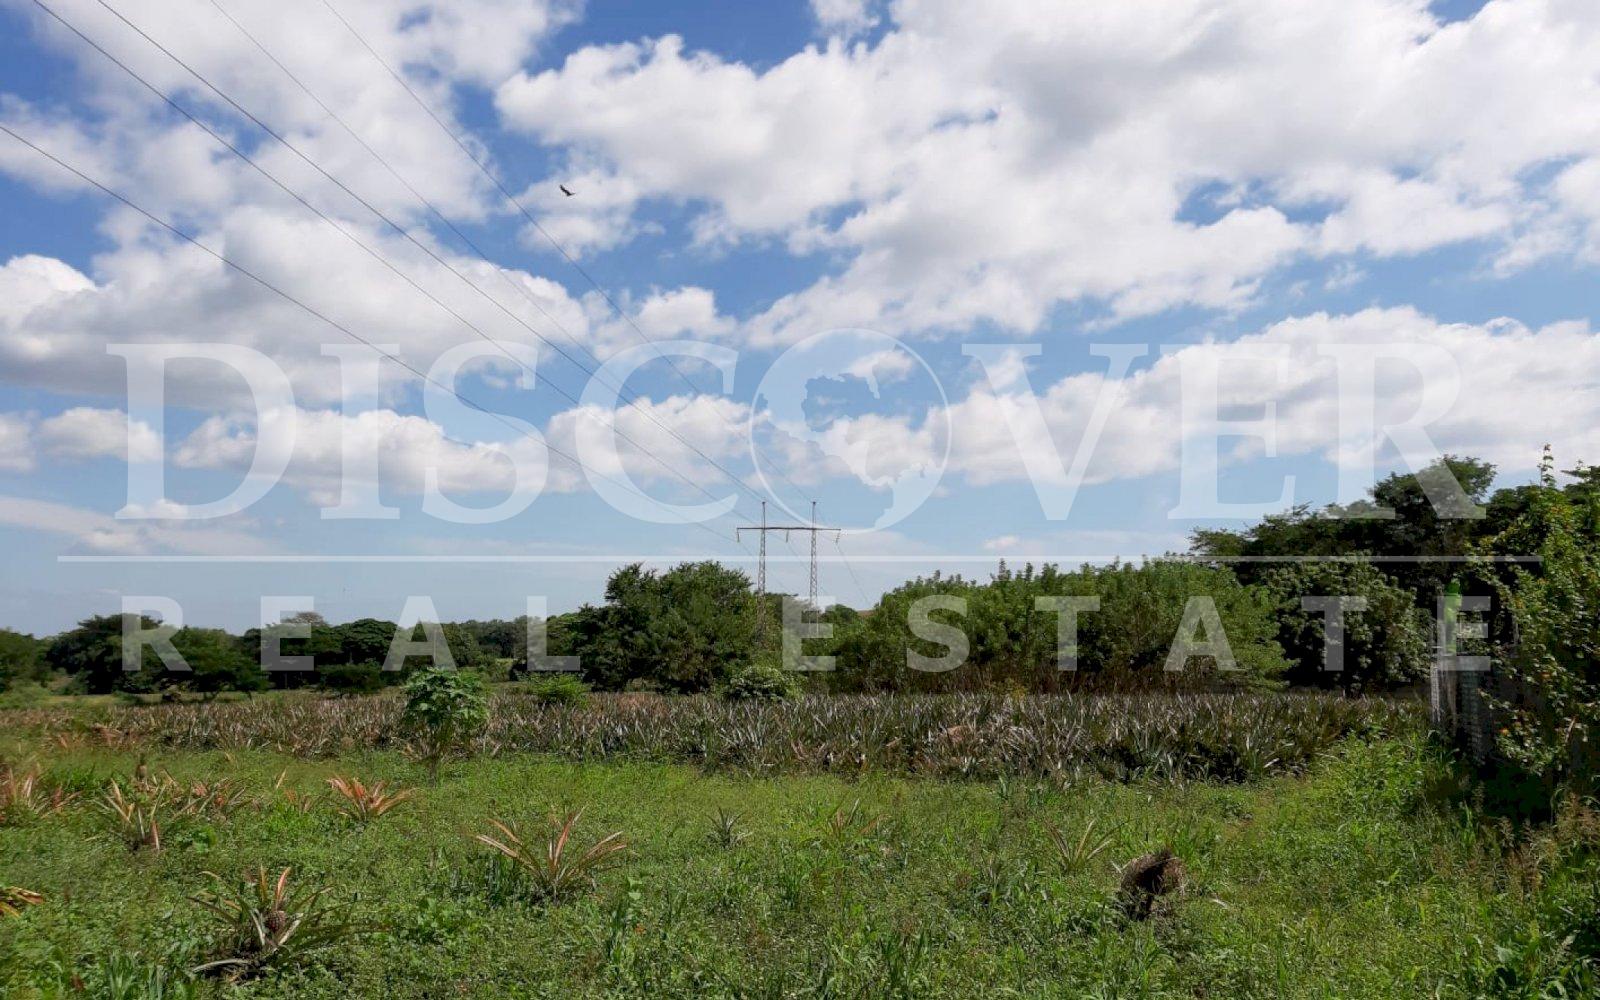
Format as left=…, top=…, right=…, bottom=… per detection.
left=0, top=629, right=47, bottom=692
left=334, top=618, right=399, bottom=666
left=170, top=627, right=266, bottom=695
left=45, top=614, right=165, bottom=693
left=1262, top=561, right=1428, bottom=693
left=556, top=561, right=758, bottom=692
left=1191, top=455, right=1497, bottom=603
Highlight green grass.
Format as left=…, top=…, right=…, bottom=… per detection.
left=3, top=723, right=1593, bottom=998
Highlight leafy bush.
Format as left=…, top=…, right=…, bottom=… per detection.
left=317, top=661, right=386, bottom=695
left=0, top=628, right=47, bottom=693
left=1263, top=560, right=1429, bottom=692
left=401, top=669, right=489, bottom=781
left=723, top=660, right=798, bottom=702
left=1485, top=454, right=1600, bottom=794
left=521, top=673, right=589, bottom=707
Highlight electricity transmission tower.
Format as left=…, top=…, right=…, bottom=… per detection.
left=736, top=501, right=841, bottom=637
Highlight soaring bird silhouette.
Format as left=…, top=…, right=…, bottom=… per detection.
left=559, top=184, right=576, bottom=197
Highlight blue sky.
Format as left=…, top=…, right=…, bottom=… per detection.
left=0, top=0, right=1596, bottom=634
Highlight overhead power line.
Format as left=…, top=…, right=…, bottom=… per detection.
left=315, top=0, right=713, bottom=400
left=201, top=0, right=777, bottom=518
left=737, top=504, right=840, bottom=612
left=39, top=0, right=755, bottom=522
left=77, top=0, right=772, bottom=518
left=832, top=534, right=873, bottom=609
left=203, top=0, right=606, bottom=372
left=314, top=0, right=816, bottom=508
left=0, top=121, right=744, bottom=551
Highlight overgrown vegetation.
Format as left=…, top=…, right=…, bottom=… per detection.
left=1261, top=560, right=1429, bottom=692
left=6, top=688, right=1415, bottom=783
left=0, top=729, right=1596, bottom=996
left=2, top=453, right=1598, bottom=993
left=828, top=559, right=1288, bottom=691
left=1477, top=451, right=1600, bottom=796
left=722, top=658, right=798, bottom=702
left=7, top=454, right=1594, bottom=712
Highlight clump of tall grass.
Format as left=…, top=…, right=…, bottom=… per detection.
left=821, top=799, right=884, bottom=844
left=93, top=953, right=200, bottom=1000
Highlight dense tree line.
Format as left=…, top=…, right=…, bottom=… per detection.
left=540, top=561, right=760, bottom=692
left=4, top=454, right=1596, bottom=732
left=0, top=627, right=48, bottom=692
left=0, top=612, right=517, bottom=701
left=824, top=560, right=1285, bottom=691
left=1191, top=454, right=1600, bottom=692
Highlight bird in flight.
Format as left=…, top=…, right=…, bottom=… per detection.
left=559, top=184, right=576, bottom=197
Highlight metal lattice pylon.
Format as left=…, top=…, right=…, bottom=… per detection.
left=737, top=500, right=840, bottom=640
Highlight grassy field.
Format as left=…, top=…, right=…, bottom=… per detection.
left=1, top=696, right=1596, bottom=997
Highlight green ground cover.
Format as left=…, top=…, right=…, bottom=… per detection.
left=3, top=706, right=1594, bottom=998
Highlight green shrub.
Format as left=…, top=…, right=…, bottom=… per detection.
left=1263, top=560, right=1429, bottom=692
left=1485, top=453, right=1600, bottom=794
left=401, top=668, right=489, bottom=782
left=0, top=680, right=50, bottom=710
left=521, top=674, right=589, bottom=707
left=317, top=661, right=386, bottom=695
left=0, top=628, right=46, bottom=693
left=723, top=660, right=798, bottom=702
